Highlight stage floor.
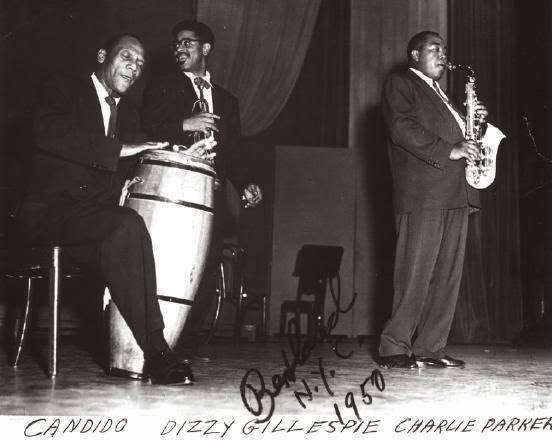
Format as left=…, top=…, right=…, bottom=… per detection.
left=1, top=337, right=551, bottom=439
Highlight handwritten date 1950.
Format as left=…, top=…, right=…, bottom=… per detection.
left=333, top=369, right=385, bottom=422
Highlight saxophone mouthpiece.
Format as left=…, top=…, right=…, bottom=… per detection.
left=447, top=62, right=476, bottom=78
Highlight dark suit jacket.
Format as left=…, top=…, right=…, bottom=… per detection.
left=19, top=74, right=146, bottom=241
left=382, top=69, right=480, bottom=214
left=141, top=70, right=247, bottom=192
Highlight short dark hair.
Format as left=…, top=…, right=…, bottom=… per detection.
left=407, top=31, right=441, bottom=62
left=101, top=33, right=144, bottom=56
left=171, top=20, right=215, bottom=47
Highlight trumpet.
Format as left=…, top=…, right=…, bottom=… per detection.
left=192, top=77, right=211, bottom=144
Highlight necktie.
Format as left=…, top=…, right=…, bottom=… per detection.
left=433, top=80, right=466, bottom=135
left=105, top=95, right=118, bottom=139
left=432, top=80, right=449, bottom=103
left=193, top=77, right=210, bottom=113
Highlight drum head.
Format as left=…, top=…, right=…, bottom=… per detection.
left=140, top=150, right=215, bottom=174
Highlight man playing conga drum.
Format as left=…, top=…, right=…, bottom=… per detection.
left=18, top=33, right=212, bottom=385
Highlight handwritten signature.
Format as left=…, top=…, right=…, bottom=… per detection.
left=240, top=278, right=385, bottom=423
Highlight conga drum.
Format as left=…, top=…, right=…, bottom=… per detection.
left=108, top=149, right=215, bottom=378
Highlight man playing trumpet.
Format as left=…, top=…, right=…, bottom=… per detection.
left=142, top=20, right=262, bottom=357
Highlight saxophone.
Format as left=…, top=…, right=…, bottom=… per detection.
left=446, top=62, right=500, bottom=189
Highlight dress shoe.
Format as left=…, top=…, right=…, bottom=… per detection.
left=415, top=355, right=465, bottom=368
left=415, top=357, right=446, bottom=368
left=144, top=348, right=195, bottom=385
left=377, top=354, right=418, bottom=369
left=107, top=367, right=147, bottom=382
left=440, top=355, right=465, bottom=368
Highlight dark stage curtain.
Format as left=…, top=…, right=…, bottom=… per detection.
left=517, top=2, right=552, bottom=344
left=448, top=0, right=522, bottom=344
left=261, top=0, right=350, bottom=147
left=197, top=0, right=321, bottom=136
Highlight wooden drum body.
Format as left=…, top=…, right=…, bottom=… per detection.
left=108, top=150, right=215, bottom=377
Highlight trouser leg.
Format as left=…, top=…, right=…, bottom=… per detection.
left=40, top=204, right=164, bottom=353
left=412, top=207, right=469, bottom=357
left=98, top=209, right=164, bottom=352
left=379, top=210, right=444, bottom=356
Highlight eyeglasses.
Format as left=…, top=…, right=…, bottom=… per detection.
left=173, top=38, right=203, bottom=50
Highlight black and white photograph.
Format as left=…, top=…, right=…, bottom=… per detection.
left=0, top=1, right=551, bottom=439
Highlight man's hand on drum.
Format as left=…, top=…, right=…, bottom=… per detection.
left=120, top=141, right=169, bottom=158
left=182, top=112, right=220, bottom=136
left=241, top=183, right=263, bottom=208
left=173, top=137, right=217, bottom=161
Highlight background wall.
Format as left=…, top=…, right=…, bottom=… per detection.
left=270, top=146, right=355, bottom=336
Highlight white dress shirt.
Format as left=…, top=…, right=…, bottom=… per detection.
left=91, top=72, right=120, bottom=136
left=410, top=67, right=465, bottom=137
left=184, top=71, right=214, bottom=113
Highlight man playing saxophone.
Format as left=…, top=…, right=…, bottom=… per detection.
left=377, top=31, right=489, bottom=369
